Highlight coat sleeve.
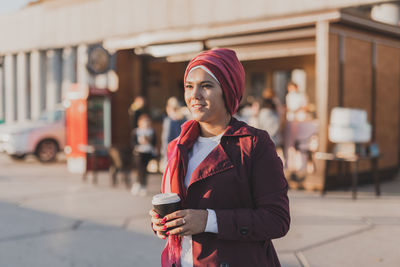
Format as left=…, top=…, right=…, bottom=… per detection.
left=214, top=132, right=290, bottom=241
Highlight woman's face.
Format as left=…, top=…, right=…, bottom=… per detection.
left=184, top=68, right=229, bottom=125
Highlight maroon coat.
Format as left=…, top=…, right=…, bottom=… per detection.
left=169, top=117, right=290, bottom=267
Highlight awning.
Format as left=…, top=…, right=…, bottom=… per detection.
left=166, top=39, right=315, bottom=62
left=102, top=10, right=339, bottom=52
left=133, top=42, right=204, bottom=58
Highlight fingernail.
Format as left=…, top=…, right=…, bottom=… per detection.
left=161, top=218, right=166, bottom=223
left=155, top=214, right=159, bottom=218
left=162, top=236, right=166, bottom=239
left=166, top=231, right=170, bottom=235
left=162, top=226, right=167, bottom=230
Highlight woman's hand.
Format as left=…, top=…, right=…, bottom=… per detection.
left=163, top=209, right=208, bottom=236
left=149, top=209, right=168, bottom=240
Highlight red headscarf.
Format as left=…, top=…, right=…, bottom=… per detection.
left=184, top=48, right=245, bottom=115
left=161, top=48, right=245, bottom=267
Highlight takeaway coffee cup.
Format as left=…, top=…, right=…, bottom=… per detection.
left=152, top=193, right=182, bottom=234
left=152, top=193, right=181, bottom=219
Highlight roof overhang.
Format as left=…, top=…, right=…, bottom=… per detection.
left=339, top=11, right=400, bottom=37
left=103, top=9, right=400, bottom=61
left=103, top=10, right=341, bottom=52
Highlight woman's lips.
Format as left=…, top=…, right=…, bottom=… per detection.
left=191, top=104, right=205, bottom=110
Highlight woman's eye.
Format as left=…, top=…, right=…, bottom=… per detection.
left=184, top=84, right=193, bottom=90
left=202, top=84, right=212, bottom=89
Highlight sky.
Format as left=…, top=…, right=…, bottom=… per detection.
left=0, top=0, right=33, bottom=15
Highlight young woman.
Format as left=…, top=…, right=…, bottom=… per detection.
left=150, top=48, right=290, bottom=267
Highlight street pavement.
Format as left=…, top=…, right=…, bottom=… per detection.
left=0, top=154, right=399, bottom=267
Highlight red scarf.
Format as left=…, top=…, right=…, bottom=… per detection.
left=161, top=120, right=199, bottom=267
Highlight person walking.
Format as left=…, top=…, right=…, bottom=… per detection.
left=149, top=48, right=290, bottom=267
left=130, top=114, right=156, bottom=196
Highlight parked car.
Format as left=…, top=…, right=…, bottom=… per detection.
left=0, top=108, right=65, bottom=162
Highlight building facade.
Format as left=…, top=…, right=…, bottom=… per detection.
left=0, top=0, right=399, bottom=190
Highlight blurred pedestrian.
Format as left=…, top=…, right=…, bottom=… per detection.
left=160, top=97, right=187, bottom=172
left=263, top=87, right=284, bottom=121
left=248, top=98, right=280, bottom=144
left=128, top=96, right=147, bottom=130
left=235, top=95, right=254, bottom=123
left=130, top=114, right=156, bottom=196
left=285, top=81, right=308, bottom=121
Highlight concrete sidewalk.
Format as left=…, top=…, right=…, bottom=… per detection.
left=276, top=177, right=400, bottom=267
left=0, top=154, right=399, bottom=267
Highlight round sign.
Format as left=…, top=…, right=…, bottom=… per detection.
left=87, top=45, right=111, bottom=75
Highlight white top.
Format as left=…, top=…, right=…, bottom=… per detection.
left=286, top=91, right=308, bottom=121
left=181, top=132, right=223, bottom=267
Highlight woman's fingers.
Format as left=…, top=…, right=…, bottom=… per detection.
left=164, top=209, right=208, bottom=236
left=163, top=210, right=185, bottom=222
left=149, top=209, right=160, bottom=218
left=163, top=211, right=186, bottom=235
left=150, top=209, right=207, bottom=237
left=164, top=217, right=186, bottom=229
left=156, top=231, right=167, bottom=240
left=152, top=223, right=167, bottom=232
left=151, top=216, right=165, bottom=226
left=149, top=209, right=165, bottom=225
left=149, top=209, right=170, bottom=235
left=167, top=226, right=185, bottom=236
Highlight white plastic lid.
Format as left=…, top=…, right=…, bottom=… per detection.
left=152, top=193, right=181, bottom=205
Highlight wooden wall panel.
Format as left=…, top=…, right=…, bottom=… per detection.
left=147, top=60, right=186, bottom=112
left=112, top=50, right=140, bottom=147
left=344, top=37, right=372, bottom=172
left=328, top=33, right=339, bottom=117
left=376, top=44, right=400, bottom=168
left=328, top=24, right=400, bottom=181
left=325, top=33, right=341, bottom=177
left=344, top=37, right=372, bottom=116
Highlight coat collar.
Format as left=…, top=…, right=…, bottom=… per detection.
left=186, top=117, right=253, bottom=188
left=188, top=143, right=234, bottom=187
left=222, top=117, right=253, bottom=137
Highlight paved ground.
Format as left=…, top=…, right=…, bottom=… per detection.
left=0, top=154, right=399, bottom=267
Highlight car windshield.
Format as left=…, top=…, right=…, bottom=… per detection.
left=38, top=110, right=64, bottom=122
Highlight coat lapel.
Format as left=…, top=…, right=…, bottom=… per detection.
left=186, top=117, right=253, bottom=188
left=188, top=143, right=234, bottom=188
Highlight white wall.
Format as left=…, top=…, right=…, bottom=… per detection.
left=0, top=0, right=389, bottom=53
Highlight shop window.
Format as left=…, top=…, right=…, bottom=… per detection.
left=272, top=70, right=291, bottom=105
left=250, top=72, right=266, bottom=97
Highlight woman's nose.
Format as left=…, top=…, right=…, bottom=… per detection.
left=192, top=85, right=203, bottom=99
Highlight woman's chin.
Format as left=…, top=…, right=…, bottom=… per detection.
left=190, top=112, right=206, bottom=122
left=192, top=116, right=204, bottom=122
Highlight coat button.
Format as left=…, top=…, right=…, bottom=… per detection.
left=220, top=263, right=229, bottom=267
left=240, top=227, right=249, bottom=235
